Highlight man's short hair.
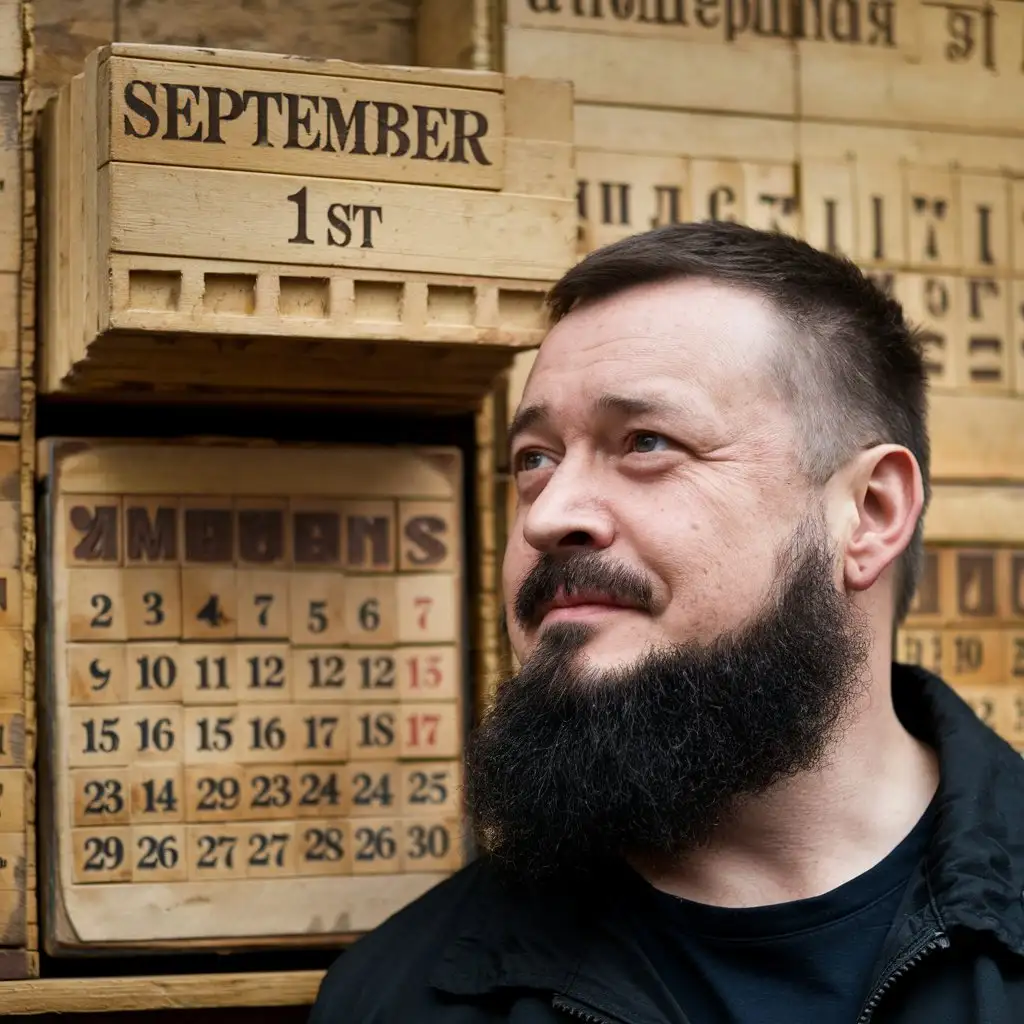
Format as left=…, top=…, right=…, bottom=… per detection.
left=546, top=221, right=931, bottom=624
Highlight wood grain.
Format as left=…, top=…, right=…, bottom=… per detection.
left=0, top=970, right=324, bottom=1013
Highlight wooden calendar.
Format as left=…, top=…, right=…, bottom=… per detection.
left=39, top=438, right=467, bottom=952
left=898, top=543, right=1024, bottom=746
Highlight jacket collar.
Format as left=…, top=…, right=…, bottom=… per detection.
left=892, top=665, right=1024, bottom=956
left=431, top=666, right=1024, bottom=1008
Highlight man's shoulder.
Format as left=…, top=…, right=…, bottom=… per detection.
left=308, top=857, right=497, bottom=1022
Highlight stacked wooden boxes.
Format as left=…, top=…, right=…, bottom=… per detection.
left=39, top=43, right=575, bottom=406
left=0, top=0, right=38, bottom=982
left=32, top=43, right=576, bottom=962
left=420, top=0, right=1024, bottom=731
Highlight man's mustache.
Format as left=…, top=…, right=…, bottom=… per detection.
left=513, top=552, right=655, bottom=630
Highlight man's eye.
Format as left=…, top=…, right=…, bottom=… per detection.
left=630, top=432, right=669, bottom=454
left=516, top=450, right=552, bottom=473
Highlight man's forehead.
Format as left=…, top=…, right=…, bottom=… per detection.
left=535, top=278, right=783, bottom=378
left=523, top=279, right=787, bottom=414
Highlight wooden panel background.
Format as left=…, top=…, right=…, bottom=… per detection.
left=30, top=0, right=417, bottom=107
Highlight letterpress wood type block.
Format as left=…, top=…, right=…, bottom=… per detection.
left=957, top=276, right=1013, bottom=394
left=37, top=43, right=575, bottom=395
left=955, top=684, right=1011, bottom=739
left=895, top=275, right=963, bottom=393
left=800, top=161, right=857, bottom=258
left=40, top=439, right=467, bottom=952
left=574, top=150, right=688, bottom=253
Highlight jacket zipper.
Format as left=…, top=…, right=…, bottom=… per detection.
left=553, top=931, right=950, bottom=1024
left=552, top=994, right=621, bottom=1024
left=855, top=931, right=949, bottom=1024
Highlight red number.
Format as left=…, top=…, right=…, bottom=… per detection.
left=408, top=655, right=443, bottom=690
left=414, top=597, right=433, bottom=631
left=408, top=714, right=440, bottom=748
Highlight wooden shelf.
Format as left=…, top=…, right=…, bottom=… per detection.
left=0, top=969, right=325, bottom=1015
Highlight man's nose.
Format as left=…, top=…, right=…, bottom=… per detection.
left=521, top=458, right=615, bottom=554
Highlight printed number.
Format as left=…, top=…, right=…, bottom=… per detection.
left=137, top=717, right=175, bottom=753
left=88, top=659, right=111, bottom=691
left=249, top=716, right=286, bottom=751
left=143, top=591, right=164, bottom=626
left=407, top=654, right=443, bottom=690
left=298, top=771, right=341, bottom=809
left=90, top=593, right=113, bottom=628
left=83, top=718, right=120, bottom=754
left=197, top=835, right=237, bottom=869
left=84, top=779, right=124, bottom=815
left=303, top=715, right=339, bottom=751
left=354, top=825, right=396, bottom=863
left=247, top=655, right=285, bottom=689
left=141, top=778, right=179, bottom=814
left=304, top=827, right=344, bottom=862
left=358, top=654, right=395, bottom=690
left=955, top=637, right=984, bottom=674
left=414, top=596, right=433, bottom=631
left=408, top=824, right=451, bottom=861
left=250, top=773, right=291, bottom=809
left=197, top=716, right=234, bottom=752
left=196, top=656, right=229, bottom=691
left=307, top=600, right=328, bottom=635
left=357, top=712, right=395, bottom=749
left=83, top=835, right=125, bottom=871
left=285, top=186, right=383, bottom=248
left=248, top=832, right=290, bottom=868
left=254, top=594, right=273, bottom=628
left=196, top=595, right=225, bottom=628
left=136, top=834, right=179, bottom=871
left=353, top=771, right=394, bottom=808
left=407, top=770, right=448, bottom=806
left=358, top=599, right=380, bottom=631
left=407, top=713, right=441, bottom=749
left=137, top=655, right=176, bottom=690
left=308, top=654, right=345, bottom=689
left=197, top=776, right=240, bottom=812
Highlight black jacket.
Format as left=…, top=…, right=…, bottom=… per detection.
left=310, top=665, right=1024, bottom=1023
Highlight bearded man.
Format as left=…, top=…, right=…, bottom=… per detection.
left=309, top=221, right=1024, bottom=1024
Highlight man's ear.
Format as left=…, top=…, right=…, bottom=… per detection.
left=841, top=445, right=924, bottom=594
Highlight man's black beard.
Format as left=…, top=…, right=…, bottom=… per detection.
left=463, top=518, right=872, bottom=883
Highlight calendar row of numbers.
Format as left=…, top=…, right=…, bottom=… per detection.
left=895, top=630, right=1024, bottom=685
left=67, top=568, right=456, bottom=644
left=68, top=644, right=459, bottom=705
left=71, top=817, right=462, bottom=883
left=68, top=703, right=460, bottom=767
left=71, top=761, right=460, bottom=825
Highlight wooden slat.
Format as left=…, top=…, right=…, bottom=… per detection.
left=105, top=163, right=574, bottom=280
left=503, top=24, right=797, bottom=117
left=0, top=970, right=324, bottom=1014
left=105, top=41, right=503, bottom=91
left=102, top=55, right=507, bottom=190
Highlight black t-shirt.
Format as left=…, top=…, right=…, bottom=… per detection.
left=630, top=801, right=935, bottom=1023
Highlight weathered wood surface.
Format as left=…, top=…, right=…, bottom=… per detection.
left=31, top=0, right=416, bottom=107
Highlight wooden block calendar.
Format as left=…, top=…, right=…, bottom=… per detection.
left=36, top=43, right=575, bottom=400
left=38, top=438, right=468, bottom=953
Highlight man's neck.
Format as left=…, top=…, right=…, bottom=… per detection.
left=631, top=660, right=940, bottom=909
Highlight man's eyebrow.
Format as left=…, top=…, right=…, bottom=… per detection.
left=508, top=402, right=549, bottom=453
left=508, top=394, right=682, bottom=454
